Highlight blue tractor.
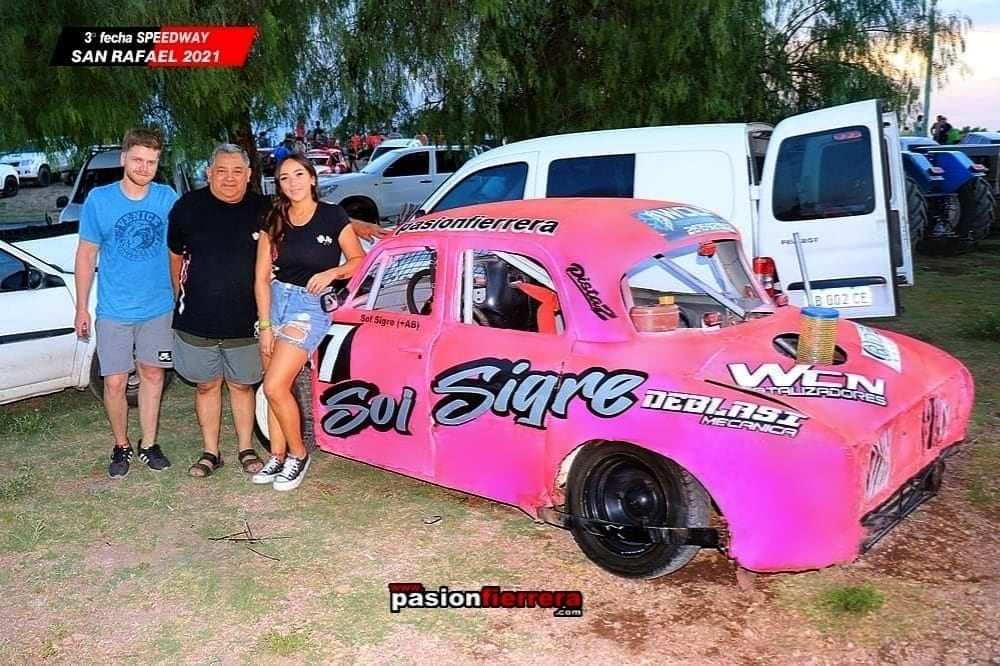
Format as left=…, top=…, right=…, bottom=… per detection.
left=900, top=137, right=996, bottom=252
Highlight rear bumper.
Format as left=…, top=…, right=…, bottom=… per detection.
left=860, top=443, right=961, bottom=552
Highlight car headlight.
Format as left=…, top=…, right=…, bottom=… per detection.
left=320, top=183, right=339, bottom=196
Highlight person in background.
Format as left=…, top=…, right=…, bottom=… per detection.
left=913, top=114, right=926, bottom=137
left=73, top=128, right=178, bottom=478
left=416, top=130, right=429, bottom=146
left=252, top=155, right=365, bottom=491
left=932, top=115, right=953, bottom=144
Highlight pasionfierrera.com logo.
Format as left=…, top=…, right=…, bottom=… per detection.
left=388, top=583, right=584, bottom=617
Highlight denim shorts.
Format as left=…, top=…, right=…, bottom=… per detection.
left=270, top=280, right=329, bottom=354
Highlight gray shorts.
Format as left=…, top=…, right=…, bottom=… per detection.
left=172, top=331, right=262, bottom=385
left=95, top=312, right=174, bottom=376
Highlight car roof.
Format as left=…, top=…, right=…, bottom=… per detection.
left=86, top=149, right=123, bottom=168
left=392, top=197, right=740, bottom=268
left=378, top=138, right=421, bottom=148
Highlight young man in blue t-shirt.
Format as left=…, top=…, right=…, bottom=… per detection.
left=74, top=128, right=178, bottom=478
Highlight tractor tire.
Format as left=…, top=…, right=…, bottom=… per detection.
left=905, top=176, right=927, bottom=247
left=957, top=177, right=996, bottom=241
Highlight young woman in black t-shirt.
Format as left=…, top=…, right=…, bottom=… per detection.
left=252, top=154, right=364, bottom=491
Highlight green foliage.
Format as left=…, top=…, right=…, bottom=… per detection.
left=818, top=583, right=884, bottom=614
left=0, top=1, right=973, bottom=157
left=0, top=0, right=333, bottom=162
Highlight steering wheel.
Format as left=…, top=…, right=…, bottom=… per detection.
left=405, top=268, right=434, bottom=315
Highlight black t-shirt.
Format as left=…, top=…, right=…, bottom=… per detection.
left=271, top=202, right=350, bottom=287
left=167, top=188, right=270, bottom=339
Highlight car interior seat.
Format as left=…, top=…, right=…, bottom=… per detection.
left=479, top=260, right=536, bottom=331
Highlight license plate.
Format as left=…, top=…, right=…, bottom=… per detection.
left=810, top=286, right=873, bottom=309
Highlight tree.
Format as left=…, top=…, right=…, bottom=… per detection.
left=757, top=0, right=969, bottom=121
left=0, top=1, right=334, bottom=186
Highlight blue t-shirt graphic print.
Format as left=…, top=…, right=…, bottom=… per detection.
left=80, top=181, right=178, bottom=322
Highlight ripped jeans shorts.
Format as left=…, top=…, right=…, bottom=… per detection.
left=269, top=280, right=330, bottom=355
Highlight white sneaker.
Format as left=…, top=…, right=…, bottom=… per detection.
left=251, top=456, right=285, bottom=485
left=272, top=455, right=310, bottom=492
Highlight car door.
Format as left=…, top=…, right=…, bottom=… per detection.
left=757, top=99, right=906, bottom=318
left=0, top=245, right=79, bottom=402
left=311, top=244, right=442, bottom=479
left=428, top=245, right=573, bottom=506
left=379, top=150, right=432, bottom=219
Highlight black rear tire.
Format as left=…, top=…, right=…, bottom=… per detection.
left=253, top=363, right=317, bottom=452
left=905, top=176, right=927, bottom=247
left=957, top=177, right=995, bottom=241
left=2, top=175, right=17, bottom=198
left=566, top=442, right=710, bottom=579
left=89, top=353, right=175, bottom=408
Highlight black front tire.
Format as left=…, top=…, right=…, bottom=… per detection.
left=37, top=166, right=51, bottom=187
left=89, top=353, right=174, bottom=408
left=2, top=175, right=17, bottom=198
left=957, top=177, right=996, bottom=241
left=566, top=442, right=710, bottom=579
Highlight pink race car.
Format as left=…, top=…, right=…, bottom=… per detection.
left=261, top=198, right=974, bottom=579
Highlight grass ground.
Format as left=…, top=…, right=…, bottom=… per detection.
left=0, top=238, right=997, bottom=664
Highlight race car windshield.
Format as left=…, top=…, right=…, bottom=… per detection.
left=625, top=239, right=763, bottom=318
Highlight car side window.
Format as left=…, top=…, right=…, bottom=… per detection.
left=432, top=162, right=529, bottom=213
left=457, top=249, right=563, bottom=334
left=772, top=126, right=875, bottom=221
left=383, top=152, right=430, bottom=178
left=355, top=248, right=437, bottom=315
left=546, top=154, right=636, bottom=197
left=0, top=250, right=32, bottom=292
left=435, top=149, right=470, bottom=175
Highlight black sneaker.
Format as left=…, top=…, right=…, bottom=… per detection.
left=251, top=456, right=285, bottom=485
left=137, top=440, right=171, bottom=471
left=273, top=454, right=310, bottom=492
left=109, top=444, right=133, bottom=479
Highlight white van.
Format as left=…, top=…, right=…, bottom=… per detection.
left=417, top=99, right=912, bottom=318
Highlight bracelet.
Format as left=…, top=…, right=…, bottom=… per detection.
left=254, top=320, right=271, bottom=338
left=257, top=320, right=271, bottom=329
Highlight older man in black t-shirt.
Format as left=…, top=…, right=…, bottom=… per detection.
left=168, top=144, right=386, bottom=478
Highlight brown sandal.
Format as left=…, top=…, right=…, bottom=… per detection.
left=238, top=448, right=264, bottom=474
left=189, top=451, right=223, bottom=478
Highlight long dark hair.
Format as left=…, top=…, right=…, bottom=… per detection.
left=263, top=154, right=321, bottom=247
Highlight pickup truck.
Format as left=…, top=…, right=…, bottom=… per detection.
left=0, top=144, right=75, bottom=187
left=416, top=99, right=913, bottom=318
left=317, top=145, right=474, bottom=224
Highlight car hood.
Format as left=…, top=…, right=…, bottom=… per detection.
left=690, top=307, right=974, bottom=442
left=14, top=233, right=80, bottom=273
left=0, top=152, right=37, bottom=163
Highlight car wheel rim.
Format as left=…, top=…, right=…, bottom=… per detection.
left=585, top=454, right=671, bottom=555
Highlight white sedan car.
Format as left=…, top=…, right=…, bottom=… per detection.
left=0, top=233, right=167, bottom=406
